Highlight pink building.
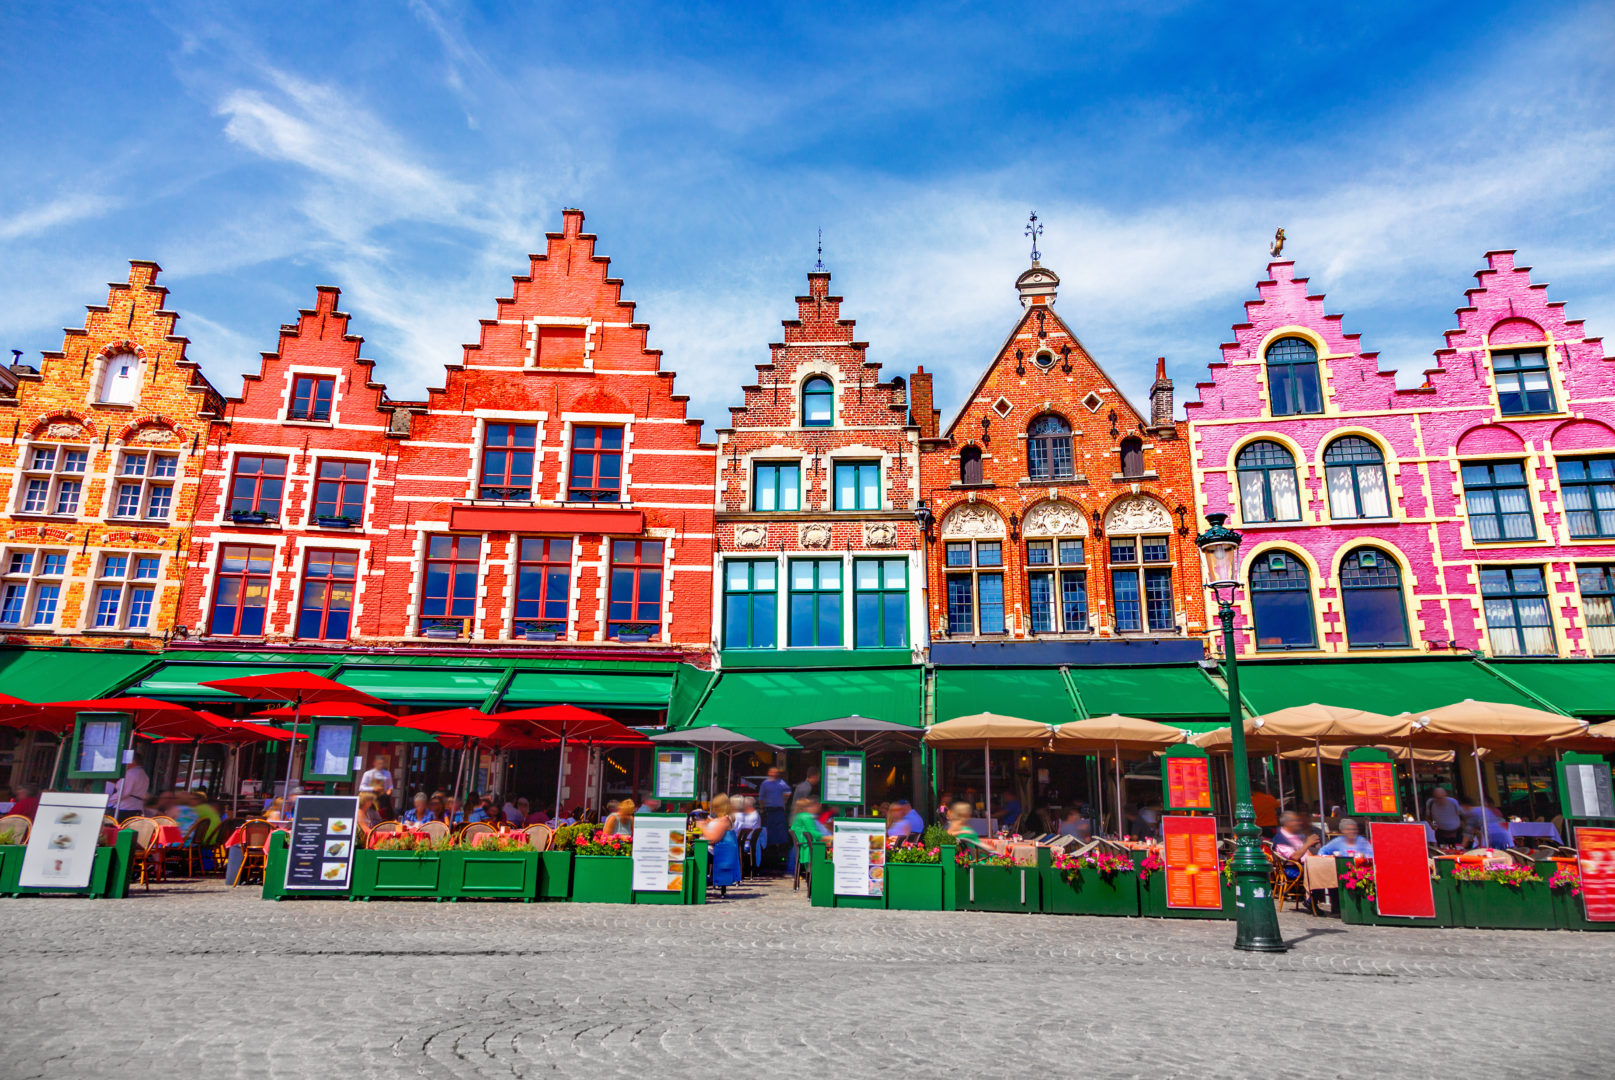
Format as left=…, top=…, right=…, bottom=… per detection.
left=1188, top=252, right=1615, bottom=660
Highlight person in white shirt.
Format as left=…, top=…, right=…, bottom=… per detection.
left=358, top=757, right=395, bottom=801
left=106, top=762, right=150, bottom=819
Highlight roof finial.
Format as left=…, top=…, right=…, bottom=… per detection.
left=815, top=228, right=824, bottom=272
left=1026, top=211, right=1043, bottom=265
left=1270, top=227, right=1286, bottom=258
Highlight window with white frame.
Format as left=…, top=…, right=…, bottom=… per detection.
left=1026, top=537, right=1087, bottom=634
left=0, top=548, right=68, bottom=628
left=91, top=553, right=160, bottom=631
left=98, top=352, right=140, bottom=405
left=18, top=445, right=88, bottom=516
left=945, top=540, right=1005, bottom=635
left=111, top=450, right=178, bottom=520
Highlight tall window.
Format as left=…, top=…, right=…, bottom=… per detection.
left=1578, top=565, right=1615, bottom=656
left=1248, top=551, right=1315, bottom=649
left=515, top=538, right=571, bottom=637
left=788, top=559, right=842, bottom=647
left=568, top=426, right=623, bottom=502
left=98, top=352, right=140, bottom=405
left=313, top=461, right=368, bottom=522
left=289, top=375, right=335, bottom=421
left=802, top=376, right=833, bottom=427
left=1492, top=349, right=1555, bottom=415
left=209, top=545, right=273, bottom=636
left=1119, top=437, right=1145, bottom=478
left=959, top=446, right=983, bottom=486
left=1480, top=566, right=1554, bottom=656
left=480, top=423, right=537, bottom=499
left=0, top=549, right=67, bottom=628
left=1462, top=461, right=1535, bottom=542
left=1110, top=536, right=1173, bottom=633
left=944, top=540, right=1004, bottom=635
left=18, top=445, right=87, bottom=516
left=1341, top=548, right=1409, bottom=648
left=1323, top=437, right=1389, bottom=519
left=1559, top=457, right=1615, bottom=539
left=1236, top=441, right=1301, bottom=523
left=297, top=550, right=358, bottom=640
left=112, top=450, right=178, bottom=521
left=854, top=558, right=907, bottom=648
left=1026, top=538, right=1087, bottom=633
left=752, top=462, right=800, bottom=511
left=228, top=456, right=287, bottom=519
left=1265, top=337, right=1322, bottom=416
left=608, top=540, right=663, bottom=639
left=833, top=461, right=881, bottom=510
left=724, top=560, right=777, bottom=649
left=1028, top=415, right=1074, bottom=481
left=420, top=535, right=480, bottom=635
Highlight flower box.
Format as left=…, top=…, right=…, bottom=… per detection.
left=444, top=850, right=537, bottom=900
left=0, top=833, right=132, bottom=899
left=537, top=850, right=573, bottom=900
left=958, top=861, right=1040, bottom=913
left=1042, top=862, right=1140, bottom=917
left=570, top=853, right=633, bottom=904
left=1334, top=857, right=1460, bottom=927
left=229, top=510, right=274, bottom=526
left=352, top=849, right=446, bottom=899
left=886, top=861, right=946, bottom=910
left=1538, top=860, right=1614, bottom=931
left=312, top=515, right=356, bottom=529
left=1453, top=868, right=1556, bottom=930
left=634, top=839, right=708, bottom=906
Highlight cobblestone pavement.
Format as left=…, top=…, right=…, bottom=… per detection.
left=0, top=876, right=1611, bottom=1079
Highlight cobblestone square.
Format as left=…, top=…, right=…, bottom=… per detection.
left=0, top=878, right=1611, bottom=1079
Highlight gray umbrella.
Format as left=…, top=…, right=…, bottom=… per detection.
left=648, top=725, right=785, bottom=796
left=787, top=714, right=923, bottom=751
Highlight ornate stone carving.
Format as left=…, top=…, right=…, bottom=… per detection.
left=45, top=422, right=84, bottom=439
left=863, top=522, right=897, bottom=548
left=1104, top=495, right=1172, bottom=534
left=734, top=523, right=767, bottom=549
left=1021, top=499, right=1088, bottom=537
left=133, top=425, right=176, bottom=444
left=940, top=502, right=1005, bottom=538
left=800, top=522, right=833, bottom=549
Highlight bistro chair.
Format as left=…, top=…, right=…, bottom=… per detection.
left=230, top=820, right=275, bottom=887
left=459, top=822, right=496, bottom=843
left=169, top=819, right=216, bottom=878
left=523, top=824, right=553, bottom=852
left=736, top=827, right=761, bottom=879
left=418, top=820, right=451, bottom=843
left=121, top=818, right=162, bottom=889
left=0, top=813, right=31, bottom=844
left=367, top=821, right=402, bottom=848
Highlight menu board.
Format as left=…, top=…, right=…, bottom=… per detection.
left=653, top=748, right=698, bottom=802
left=1164, top=755, right=1212, bottom=812
left=632, top=813, right=687, bottom=893
left=1562, top=758, right=1615, bottom=820
left=284, top=794, right=360, bottom=890
left=1369, top=821, right=1436, bottom=919
left=68, top=712, right=130, bottom=781
left=1576, top=826, right=1615, bottom=922
left=17, top=792, right=109, bottom=891
left=822, top=751, right=865, bottom=807
left=1346, top=759, right=1399, bottom=817
left=832, top=819, right=886, bottom=897
left=1162, top=815, right=1221, bottom=909
left=305, top=722, right=358, bottom=782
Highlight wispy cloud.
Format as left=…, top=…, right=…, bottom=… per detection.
left=0, top=194, right=117, bottom=242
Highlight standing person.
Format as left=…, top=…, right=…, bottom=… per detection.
left=757, top=767, right=792, bottom=875
left=1251, top=784, right=1280, bottom=840
left=792, top=767, right=820, bottom=810
left=358, top=756, right=394, bottom=801
left=106, top=759, right=150, bottom=821
left=1425, top=787, right=1463, bottom=846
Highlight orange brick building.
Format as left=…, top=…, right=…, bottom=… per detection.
left=0, top=262, right=221, bottom=648
left=913, top=258, right=1206, bottom=660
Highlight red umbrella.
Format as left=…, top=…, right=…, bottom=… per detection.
left=397, top=709, right=501, bottom=742
left=252, top=702, right=393, bottom=720
left=496, top=705, right=636, bottom=817
left=27, top=697, right=224, bottom=740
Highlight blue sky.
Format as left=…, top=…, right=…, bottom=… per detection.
left=2, top=1, right=1613, bottom=436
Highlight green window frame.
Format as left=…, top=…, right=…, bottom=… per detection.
left=788, top=558, right=842, bottom=647
left=751, top=462, right=800, bottom=512
left=853, top=558, right=908, bottom=648
left=303, top=720, right=361, bottom=783
left=833, top=461, right=881, bottom=511
left=1559, top=457, right=1615, bottom=539
left=1461, top=460, right=1536, bottom=542
left=1491, top=349, right=1556, bottom=415
left=723, top=560, right=778, bottom=649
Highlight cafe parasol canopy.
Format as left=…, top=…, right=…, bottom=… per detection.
left=1546, top=718, right=1615, bottom=754
left=1050, top=714, right=1187, bottom=837
left=924, top=713, right=1054, bottom=834
left=496, top=705, right=639, bottom=818
left=787, top=714, right=923, bottom=753
left=1412, top=700, right=1587, bottom=820
left=650, top=724, right=785, bottom=800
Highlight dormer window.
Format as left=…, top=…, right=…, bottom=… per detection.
left=1264, top=337, right=1321, bottom=417
left=290, top=375, right=335, bottom=421
left=802, top=376, right=833, bottom=427
left=98, top=352, right=140, bottom=405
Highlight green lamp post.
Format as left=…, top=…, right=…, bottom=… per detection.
left=1196, top=513, right=1287, bottom=952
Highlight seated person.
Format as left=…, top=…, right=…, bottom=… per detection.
left=9, top=786, right=39, bottom=820
left=402, top=793, right=436, bottom=825
left=1056, top=807, right=1091, bottom=839
left=603, top=799, right=636, bottom=836
left=945, top=799, right=982, bottom=848
left=356, top=791, right=383, bottom=834
left=1272, top=811, right=1320, bottom=860
left=790, top=798, right=828, bottom=845
left=886, top=803, right=914, bottom=838
left=1318, top=817, right=1373, bottom=858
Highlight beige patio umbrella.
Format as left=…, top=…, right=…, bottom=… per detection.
left=1050, top=715, right=1187, bottom=838
left=1543, top=718, right=1615, bottom=754
left=1274, top=744, right=1454, bottom=763
left=925, top=713, right=1054, bottom=835
left=1411, top=701, right=1588, bottom=831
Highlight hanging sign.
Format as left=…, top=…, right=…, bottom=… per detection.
left=304, top=722, right=360, bottom=784
left=1369, top=821, right=1436, bottom=919
left=1161, top=745, right=1213, bottom=813
left=1559, top=754, right=1615, bottom=821
left=1161, top=814, right=1221, bottom=909
left=283, top=794, right=360, bottom=890
left=831, top=818, right=886, bottom=898
left=17, top=792, right=110, bottom=891
left=67, top=712, right=131, bottom=781
left=653, top=747, right=699, bottom=802
left=1576, top=826, right=1615, bottom=922
left=632, top=812, right=687, bottom=893
left=821, top=751, right=866, bottom=807
left=1343, top=748, right=1400, bottom=817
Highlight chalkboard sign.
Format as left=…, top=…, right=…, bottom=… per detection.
left=284, top=794, right=360, bottom=890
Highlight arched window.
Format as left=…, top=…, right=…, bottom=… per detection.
left=1249, top=551, right=1315, bottom=650
left=959, top=445, right=983, bottom=486
left=1265, top=337, right=1322, bottom=417
left=1323, top=436, right=1390, bottom=519
left=98, top=352, right=140, bottom=405
left=1235, top=441, right=1301, bottom=523
left=1027, top=414, right=1073, bottom=481
left=1340, top=547, right=1409, bottom=648
left=801, top=376, right=833, bottom=427
left=1119, top=436, right=1144, bottom=477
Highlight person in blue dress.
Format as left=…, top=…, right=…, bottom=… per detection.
left=705, top=793, right=742, bottom=896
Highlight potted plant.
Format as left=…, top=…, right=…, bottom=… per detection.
left=885, top=830, right=947, bottom=911
left=442, top=834, right=539, bottom=901
left=312, top=514, right=356, bottom=528
left=351, top=832, right=451, bottom=899
left=957, top=843, right=1040, bottom=914
left=569, top=829, right=633, bottom=904
left=229, top=508, right=274, bottom=525
left=1044, top=848, right=1140, bottom=917
left=1451, top=863, right=1553, bottom=929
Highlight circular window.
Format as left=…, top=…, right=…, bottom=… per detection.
left=1034, top=350, right=1055, bottom=369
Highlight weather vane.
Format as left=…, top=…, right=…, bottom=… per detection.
left=1026, top=211, right=1043, bottom=264
left=1270, top=227, right=1285, bottom=257
left=815, top=228, right=824, bottom=272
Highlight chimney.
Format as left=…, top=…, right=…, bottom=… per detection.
left=1150, top=357, right=1174, bottom=429
left=909, top=366, right=938, bottom=438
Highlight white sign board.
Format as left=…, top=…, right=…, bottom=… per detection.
left=654, top=749, right=698, bottom=801
left=823, top=754, right=864, bottom=806
left=18, top=792, right=109, bottom=891
left=832, top=819, right=886, bottom=897
left=632, top=813, right=687, bottom=893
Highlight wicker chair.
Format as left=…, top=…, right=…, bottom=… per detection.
left=0, top=813, right=31, bottom=845
left=121, top=818, right=162, bottom=889
left=459, top=822, right=496, bottom=844
left=230, top=820, right=276, bottom=887
left=367, top=821, right=402, bottom=849
left=418, top=819, right=451, bottom=843
left=523, top=824, right=553, bottom=852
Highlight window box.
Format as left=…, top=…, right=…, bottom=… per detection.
left=570, top=853, right=633, bottom=904
left=312, top=515, right=356, bottom=529
left=230, top=510, right=275, bottom=526
left=420, top=619, right=466, bottom=640
left=1041, top=857, right=1141, bottom=917
left=613, top=632, right=652, bottom=643
left=1453, top=869, right=1556, bottom=930
left=513, top=621, right=563, bottom=641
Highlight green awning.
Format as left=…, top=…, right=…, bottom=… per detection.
left=682, top=667, right=924, bottom=742
left=0, top=647, right=160, bottom=702
left=336, top=666, right=505, bottom=704
left=503, top=669, right=673, bottom=708
left=1233, top=659, right=1540, bottom=715
left=1070, top=665, right=1230, bottom=720
left=359, top=725, right=438, bottom=744
left=129, top=662, right=315, bottom=700
left=934, top=667, right=1077, bottom=727
left=1482, top=661, right=1615, bottom=718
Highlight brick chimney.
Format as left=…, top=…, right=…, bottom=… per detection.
left=1150, top=357, right=1174, bottom=430
left=909, top=366, right=939, bottom=438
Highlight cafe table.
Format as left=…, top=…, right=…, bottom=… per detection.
left=1506, top=822, right=1562, bottom=845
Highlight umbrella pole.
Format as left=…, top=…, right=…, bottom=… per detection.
left=1113, top=743, right=1123, bottom=840
left=983, top=743, right=992, bottom=837
left=554, top=733, right=567, bottom=821
left=1409, top=757, right=1421, bottom=824
left=1314, top=738, right=1328, bottom=840
left=49, top=735, right=67, bottom=793
left=1473, top=735, right=1487, bottom=848
left=185, top=738, right=200, bottom=793
left=280, top=694, right=301, bottom=809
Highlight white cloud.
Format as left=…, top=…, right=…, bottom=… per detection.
left=0, top=194, right=117, bottom=242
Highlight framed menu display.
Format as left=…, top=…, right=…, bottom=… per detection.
left=303, top=721, right=359, bottom=784
left=17, top=792, right=110, bottom=891
left=1369, top=821, right=1436, bottom=919
left=821, top=751, right=865, bottom=807
left=632, top=812, right=687, bottom=893
left=283, top=794, right=360, bottom=890
left=1575, top=826, right=1615, bottom=922
left=831, top=818, right=886, bottom=898
left=1160, top=745, right=1213, bottom=813
left=1343, top=748, right=1400, bottom=818
left=67, top=712, right=131, bottom=781
left=653, top=747, right=699, bottom=802
left=1559, top=754, right=1615, bottom=821
left=1161, top=814, right=1221, bottom=909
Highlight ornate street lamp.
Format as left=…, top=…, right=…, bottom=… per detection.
left=1196, top=512, right=1287, bottom=952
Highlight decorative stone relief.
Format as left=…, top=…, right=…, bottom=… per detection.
left=734, top=523, right=767, bottom=549
left=800, top=522, right=833, bottom=549
left=1022, top=499, right=1088, bottom=537
left=133, top=425, right=177, bottom=444
left=940, top=502, right=1005, bottom=538
left=1104, top=495, right=1172, bottom=534
left=863, top=522, right=897, bottom=547
left=45, top=422, right=85, bottom=439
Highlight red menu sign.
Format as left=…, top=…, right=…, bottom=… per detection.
left=1162, top=815, right=1221, bottom=909
left=1575, top=826, right=1615, bottom=922
left=1348, top=760, right=1398, bottom=816
left=1369, top=821, right=1435, bottom=919
left=1165, top=756, right=1212, bottom=811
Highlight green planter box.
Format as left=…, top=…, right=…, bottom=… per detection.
left=1454, top=872, right=1556, bottom=930
left=570, top=854, right=632, bottom=904
left=1538, top=859, right=1615, bottom=931
left=1137, top=851, right=1234, bottom=920
left=939, top=844, right=958, bottom=910
left=886, top=861, right=946, bottom=910
left=351, top=849, right=446, bottom=899
left=959, top=862, right=1040, bottom=913
left=0, top=834, right=131, bottom=899
left=635, top=839, right=708, bottom=905
left=807, top=840, right=884, bottom=908
left=537, top=850, right=572, bottom=900
left=445, top=850, right=537, bottom=901
left=1042, top=865, right=1141, bottom=917
left=1334, top=857, right=1459, bottom=927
